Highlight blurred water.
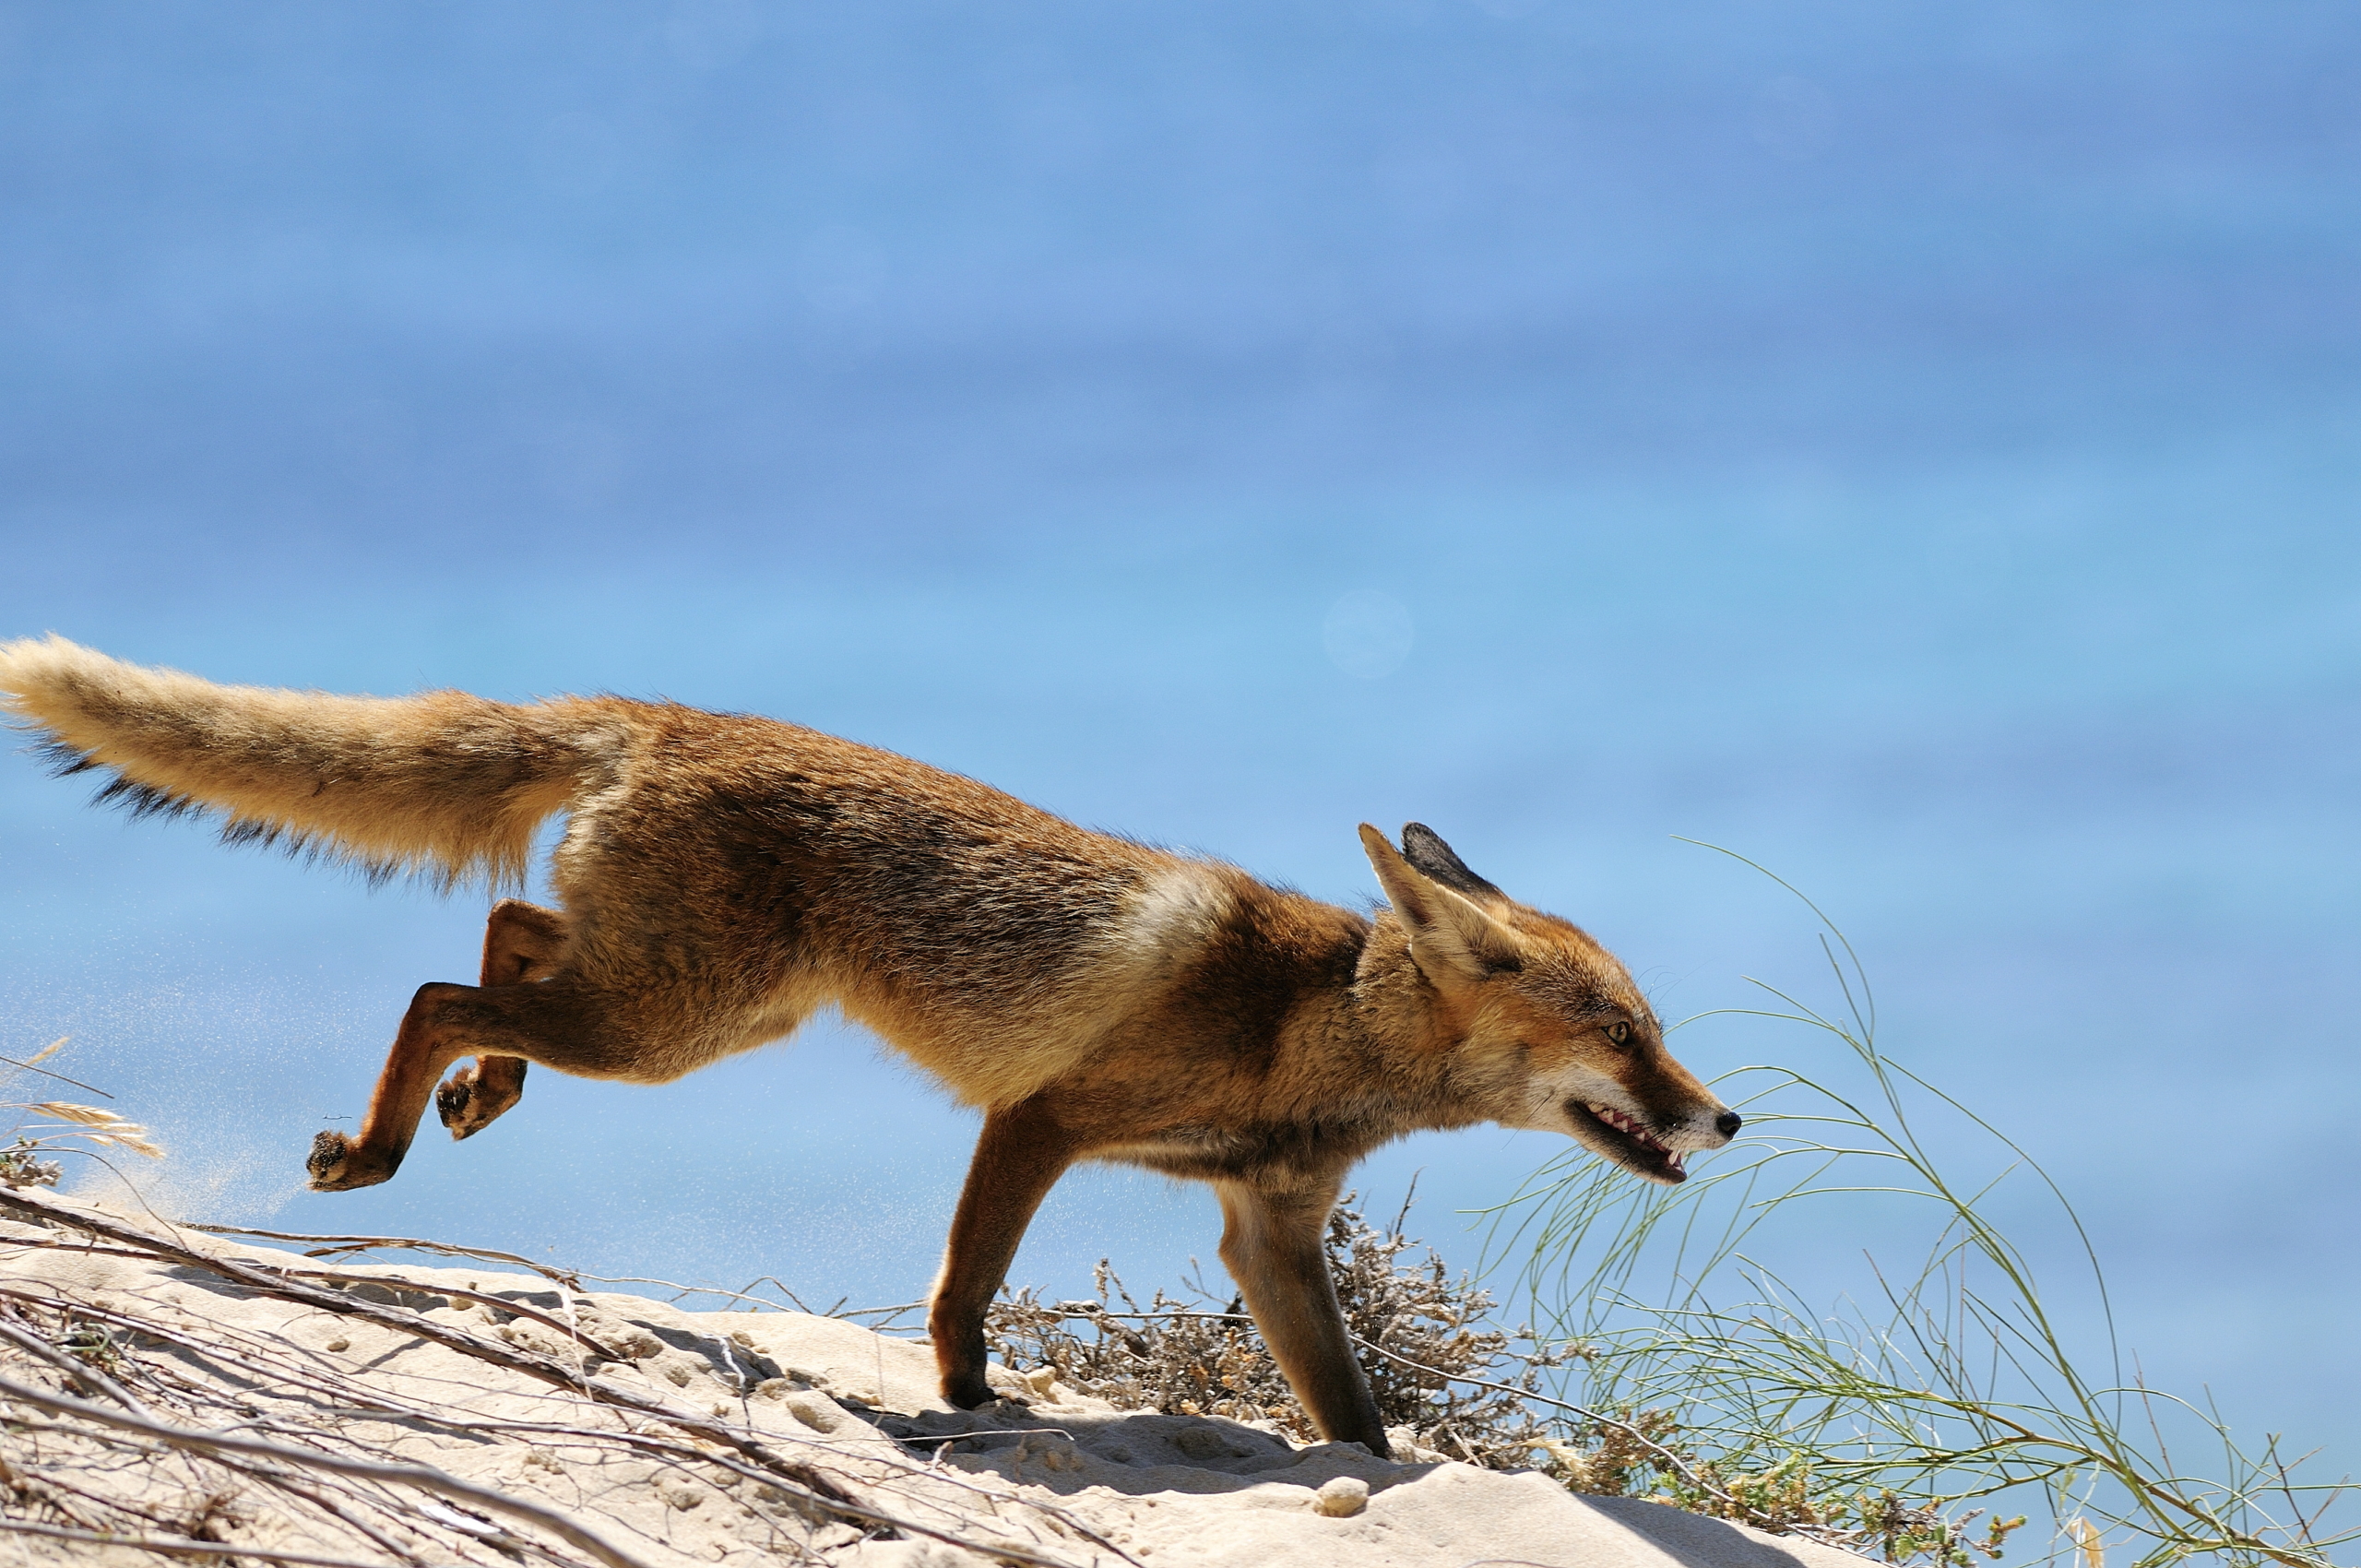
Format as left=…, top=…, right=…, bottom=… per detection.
left=3, top=0, right=2356, bottom=1515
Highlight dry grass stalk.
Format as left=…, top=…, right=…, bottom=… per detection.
left=1484, top=849, right=2358, bottom=1568
left=4, top=1037, right=165, bottom=1181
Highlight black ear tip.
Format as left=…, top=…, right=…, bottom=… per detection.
left=1402, top=822, right=1453, bottom=861
left=1398, top=821, right=1505, bottom=901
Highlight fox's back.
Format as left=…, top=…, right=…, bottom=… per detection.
left=559, top=704, right=1259, bottom=1104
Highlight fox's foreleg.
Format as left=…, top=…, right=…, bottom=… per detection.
left=1216, top=1173, right=1390, bottom=1457
left=929, top=1099, right=1082, bottom=1409
left=435, top=900, right=571, bottom=1140
left=307, top=972, right=618, bottom=1192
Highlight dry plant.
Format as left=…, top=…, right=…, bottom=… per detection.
left=983, top=1195, right=1566, bottom=1467
left=1, top=1036, right=163, bottom=1189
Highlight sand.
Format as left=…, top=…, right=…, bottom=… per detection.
left=0, top=1189, right=1875, bottom=1568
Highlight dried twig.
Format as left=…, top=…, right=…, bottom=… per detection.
left=0, top=1048, right=113, bottom=1099
left=187, top=1223, right=584, bottom=1288
left=0, top=1185, right=866, bottom=1513
left=0, top=1519, right=397, bottom=1568
left=186, top=1225, right=917, bottom=1323
left=0, top=1374, right=657, bottom=1568
left=0, top=1308, right=151, bottom=1413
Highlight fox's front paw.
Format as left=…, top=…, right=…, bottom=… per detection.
left=941, top=1370, right=999, bottom=1411
left=306, top=1130, right=396, bottom=1192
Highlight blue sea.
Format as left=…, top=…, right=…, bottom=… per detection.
left=3, top=0, right=2356, bottom=1531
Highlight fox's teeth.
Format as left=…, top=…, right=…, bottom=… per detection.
left=1586, top=1102, right=1678, bottom=1157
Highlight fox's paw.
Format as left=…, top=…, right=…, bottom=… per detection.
left=435, top=1063, right=518, bottom=1139
left=942, top=1372, right=1027, bottom=1412
left=434, top=1068, right=481, bottom=1135
left=942, top=1372, right=993, bottom=1410
left=305, top=1130, right=397, bottom=1192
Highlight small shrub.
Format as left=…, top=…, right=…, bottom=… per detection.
left=984, top=1197, right=1564, bottom=1464
left=0, top=1138, right=63, bottom=1189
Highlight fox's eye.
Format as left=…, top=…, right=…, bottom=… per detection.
left=1607, top=1020, right=1632, bottom=1047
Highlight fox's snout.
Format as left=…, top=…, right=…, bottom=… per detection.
left=1552, top=1077, right=1740, bottom=1186
left=1566, top=1103, right=1708, bottom=1182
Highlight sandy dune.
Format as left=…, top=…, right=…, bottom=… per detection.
left=0, top=1190, right=1873, bottom=1568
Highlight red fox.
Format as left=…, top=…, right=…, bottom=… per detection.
left=0, top=636, right=1738, bottom=1455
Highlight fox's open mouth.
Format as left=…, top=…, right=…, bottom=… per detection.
left=1569, top=1099, right=1686, bottom=1184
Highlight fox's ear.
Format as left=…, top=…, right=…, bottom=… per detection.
left=1359, top=823, right=1524, bottom=988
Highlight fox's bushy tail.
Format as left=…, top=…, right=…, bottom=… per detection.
left=0, top=636, right=632, bottom=890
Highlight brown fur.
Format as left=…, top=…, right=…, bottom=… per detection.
left=0, top=636, right=1738, bottom=1455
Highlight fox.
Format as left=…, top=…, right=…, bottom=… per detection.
left=0, top=636, right=1738, bottom=1455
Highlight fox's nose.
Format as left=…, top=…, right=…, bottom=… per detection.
left=1714, top=1110, right=1743, bottom=1139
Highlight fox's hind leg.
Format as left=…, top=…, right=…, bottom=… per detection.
left=309, top=970, right=652, bottom=1192
left=435, top=900, right=570, bottom=1140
